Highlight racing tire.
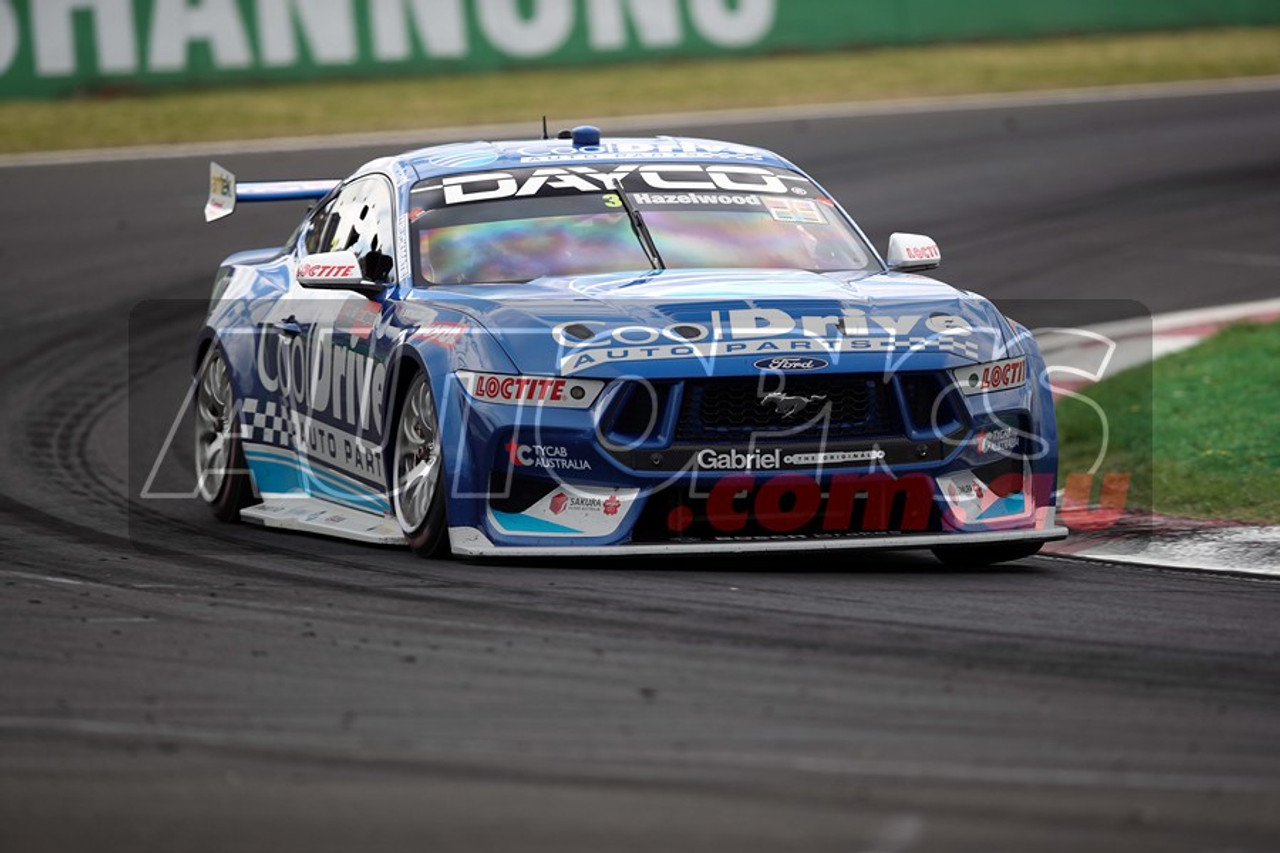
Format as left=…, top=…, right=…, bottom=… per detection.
left=194, top=346, right=254, bottom=522
left=392, top=371, right=449, bottom=558
left=930, top=541, right=1043, bottom=568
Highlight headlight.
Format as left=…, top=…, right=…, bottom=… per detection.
left=951, top=356, right=1027, bottom=396
left=456, top=371, right=604, bottom=409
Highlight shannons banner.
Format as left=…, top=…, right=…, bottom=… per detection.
left=3, top=0, right=1280, bottom=99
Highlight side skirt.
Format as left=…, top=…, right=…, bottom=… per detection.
left=241, top=497, right=408, bottom=546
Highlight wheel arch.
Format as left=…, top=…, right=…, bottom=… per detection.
left=193, top=327, right=218, bottom=376
left=383, top=343, right=452, bottom=557
left=381, top=342, right=433, bottom=495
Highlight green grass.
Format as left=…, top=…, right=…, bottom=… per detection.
left=1056, top=321, right=1280, bottom=524
left=3, top=26, right=1280, bottom=154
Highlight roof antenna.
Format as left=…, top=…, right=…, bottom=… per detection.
left=541, top=115, right=549, bottom=140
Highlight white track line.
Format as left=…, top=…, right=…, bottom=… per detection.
left=1037, top=296, right=1280, bottom=378
left=1068, top=539, right=1280, bottom=577
left=4, top=75, right=1280, bottom=169
left=1061, top=296, right=1280, bottom=348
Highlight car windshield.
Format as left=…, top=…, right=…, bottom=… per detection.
left=410, top=165, right=875, bottom=285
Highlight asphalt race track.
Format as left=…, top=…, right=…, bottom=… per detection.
left=2, top=86, right=1279, bottom=852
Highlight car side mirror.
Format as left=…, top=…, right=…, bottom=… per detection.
left=886, top=233, right=941, bottom=272
left=296, top=250, right=385, bottom=297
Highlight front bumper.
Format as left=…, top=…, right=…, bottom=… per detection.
left=449, top=514, right=1068, bottom=557
left=441, top=354, right=1060, bottom=553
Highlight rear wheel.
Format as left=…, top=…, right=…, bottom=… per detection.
left=392, top=372, right=448, bottom=557
left=194, top=347, right=253, bottom=521
left=931, top=541, right=1043, bottom=568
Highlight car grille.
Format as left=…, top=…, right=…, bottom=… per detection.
left=599, top=371, right=966, bottom=450
left=900, top=372, right=962, bottom=434
left=675, top=375, right=901, bottom=443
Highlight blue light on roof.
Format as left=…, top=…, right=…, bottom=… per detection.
left=572, top=125, right=602, bottom=148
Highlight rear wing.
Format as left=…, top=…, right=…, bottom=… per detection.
left=204, top=161, right=340, bottom=223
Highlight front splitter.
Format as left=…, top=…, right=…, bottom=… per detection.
left=449, top=523, right=1068, bottom=558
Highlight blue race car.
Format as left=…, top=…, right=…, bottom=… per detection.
left=195, top=127, right=1066, bottom=563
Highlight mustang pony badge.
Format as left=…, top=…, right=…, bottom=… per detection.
left=760, top=391, right=828, bottom=419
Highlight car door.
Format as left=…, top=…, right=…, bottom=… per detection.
left=289, top=175, right=400, bottom=513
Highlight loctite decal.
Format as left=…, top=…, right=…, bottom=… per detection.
left=456, top=371, right=603, bottom=409
left=298, top=263, right=358, bottom=279
left=952, top=357, right=1028, bottom=396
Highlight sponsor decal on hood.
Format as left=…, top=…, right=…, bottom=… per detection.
left=414, top=269, right=1010, bottom=378
left=553, top=307, right=980, bottom=376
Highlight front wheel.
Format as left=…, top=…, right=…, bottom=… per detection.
left=392, top=372, right=448, bottom=557
left=930, top=541, right=1043, bottom=568
left=194, top=346, right=254, bottom=521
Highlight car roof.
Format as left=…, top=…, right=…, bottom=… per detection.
left=393, top=134, right=800, bottom=183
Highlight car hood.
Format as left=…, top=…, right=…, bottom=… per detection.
left=415, top=268, right=1011, bottom=378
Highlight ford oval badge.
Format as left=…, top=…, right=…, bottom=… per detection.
left=753, top=356, right=829, bottom=372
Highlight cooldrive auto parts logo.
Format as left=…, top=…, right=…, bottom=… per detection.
left=554, top=308, right=981, bottom=375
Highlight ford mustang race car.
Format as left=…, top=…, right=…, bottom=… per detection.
left=195, top=126, right=1066, bottom=563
